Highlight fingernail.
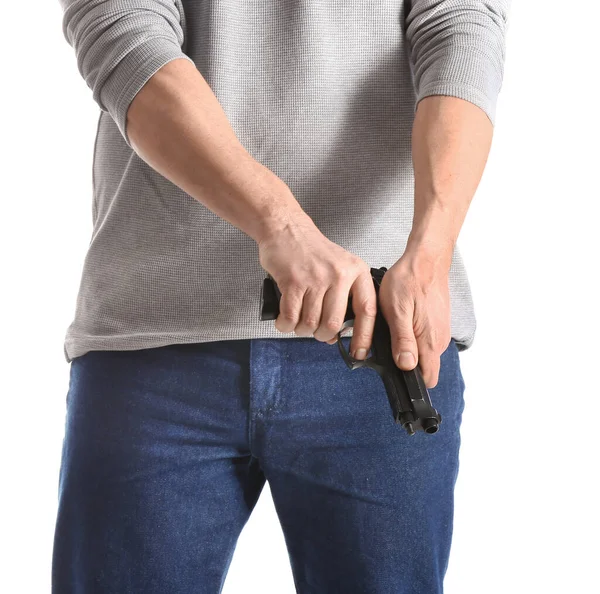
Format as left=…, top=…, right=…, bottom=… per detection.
left=397, top=351, right=415, bottom=367
left=354, top=348, right=367, bottom=359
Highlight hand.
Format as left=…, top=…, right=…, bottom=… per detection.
left=258, top=215, right=377, bottom=356
left=377, top=247, right=452, bottom=389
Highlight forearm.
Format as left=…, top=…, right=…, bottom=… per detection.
left=406, top=95, right=493, bottom=271
left=126, top=58, right=309, bottom=244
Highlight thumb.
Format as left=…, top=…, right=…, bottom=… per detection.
left=390, top=305, right=418, bottom=371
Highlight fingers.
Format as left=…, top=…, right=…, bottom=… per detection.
left=295, top=286, right=326, bottom=337
left=274, top=285, right=305, bottom=333
left=313, top=283, right=351, bottom=343
left=415, top=344, right=440, bottom=389
left=414, top=327, right=450, bottom=389
left=348, top=273, right=377, bottom=359
left=276, top=281, right=346, bottom=340
left=274, top=268, right=446, bottom=389
left=275, top=260, right=375, bottom=348
left=274, top=265, right=446, bottom=389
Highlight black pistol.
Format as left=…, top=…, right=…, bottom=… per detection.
left=259, top=266, right=442, bottom=435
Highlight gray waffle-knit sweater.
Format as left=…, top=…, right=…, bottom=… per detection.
left=59, top=0, right=509, bottom=363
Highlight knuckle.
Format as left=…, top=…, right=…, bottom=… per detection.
left=279, top=310, right=297, bottom=323
left=307, top=271, right=326, bottom=287
left=357, top=298, right=377, bottom=318
left=355, top=257, right=369, bottom=270
left=302, top=314, right=321, bottom=329
left=348, top=255, right=364, bottom=269
left=323, top=317, right=343, bottom=332
left=280, top=296, right=300, bottom=312
left=330, top=269, right=345, bottom=284
left=280, top=272, right=296, bottom=286
left=284, top=280, right=304, bottom=294
left=279, top=304, right=300, bottom=321
left=395, top=336, right=416, bottom=348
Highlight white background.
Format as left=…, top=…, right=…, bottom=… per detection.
left=1, top=1, right=598, bottom=592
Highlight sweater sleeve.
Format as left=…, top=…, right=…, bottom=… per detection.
left=59, top=0, right=196, bottom=147
left=405, top=0, right=510, bottom=126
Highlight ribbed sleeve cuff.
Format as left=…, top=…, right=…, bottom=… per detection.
left=99, top=39, right=195, bottom=147
left=414, top=46, right=503, bottom=126
left=416, top=80, right=497, bottom=126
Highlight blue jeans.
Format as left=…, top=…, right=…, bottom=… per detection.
left=52, top=337, right=465, bottom=593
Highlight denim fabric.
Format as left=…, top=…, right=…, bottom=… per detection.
left=52, top=336, right=465, bottom=593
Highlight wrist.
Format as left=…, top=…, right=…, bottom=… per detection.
left=256, top=208, right=317, bottom=246
left=408, top=200, right=457, bottom=267
left=404, top=234, right=454, bottom=275
left=245, top=165, right=314, bottom=245
left=212, top=155, right=311, bottom=244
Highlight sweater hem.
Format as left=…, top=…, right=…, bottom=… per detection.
left=64, top=326, right=475, bottom=363
left=64, top=329, right=309, bottom=363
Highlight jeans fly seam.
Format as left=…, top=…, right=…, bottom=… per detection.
left=248, top=339, right=256, bottom=455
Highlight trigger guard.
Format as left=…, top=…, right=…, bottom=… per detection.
left=336, top=319, right=374, bottom=370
